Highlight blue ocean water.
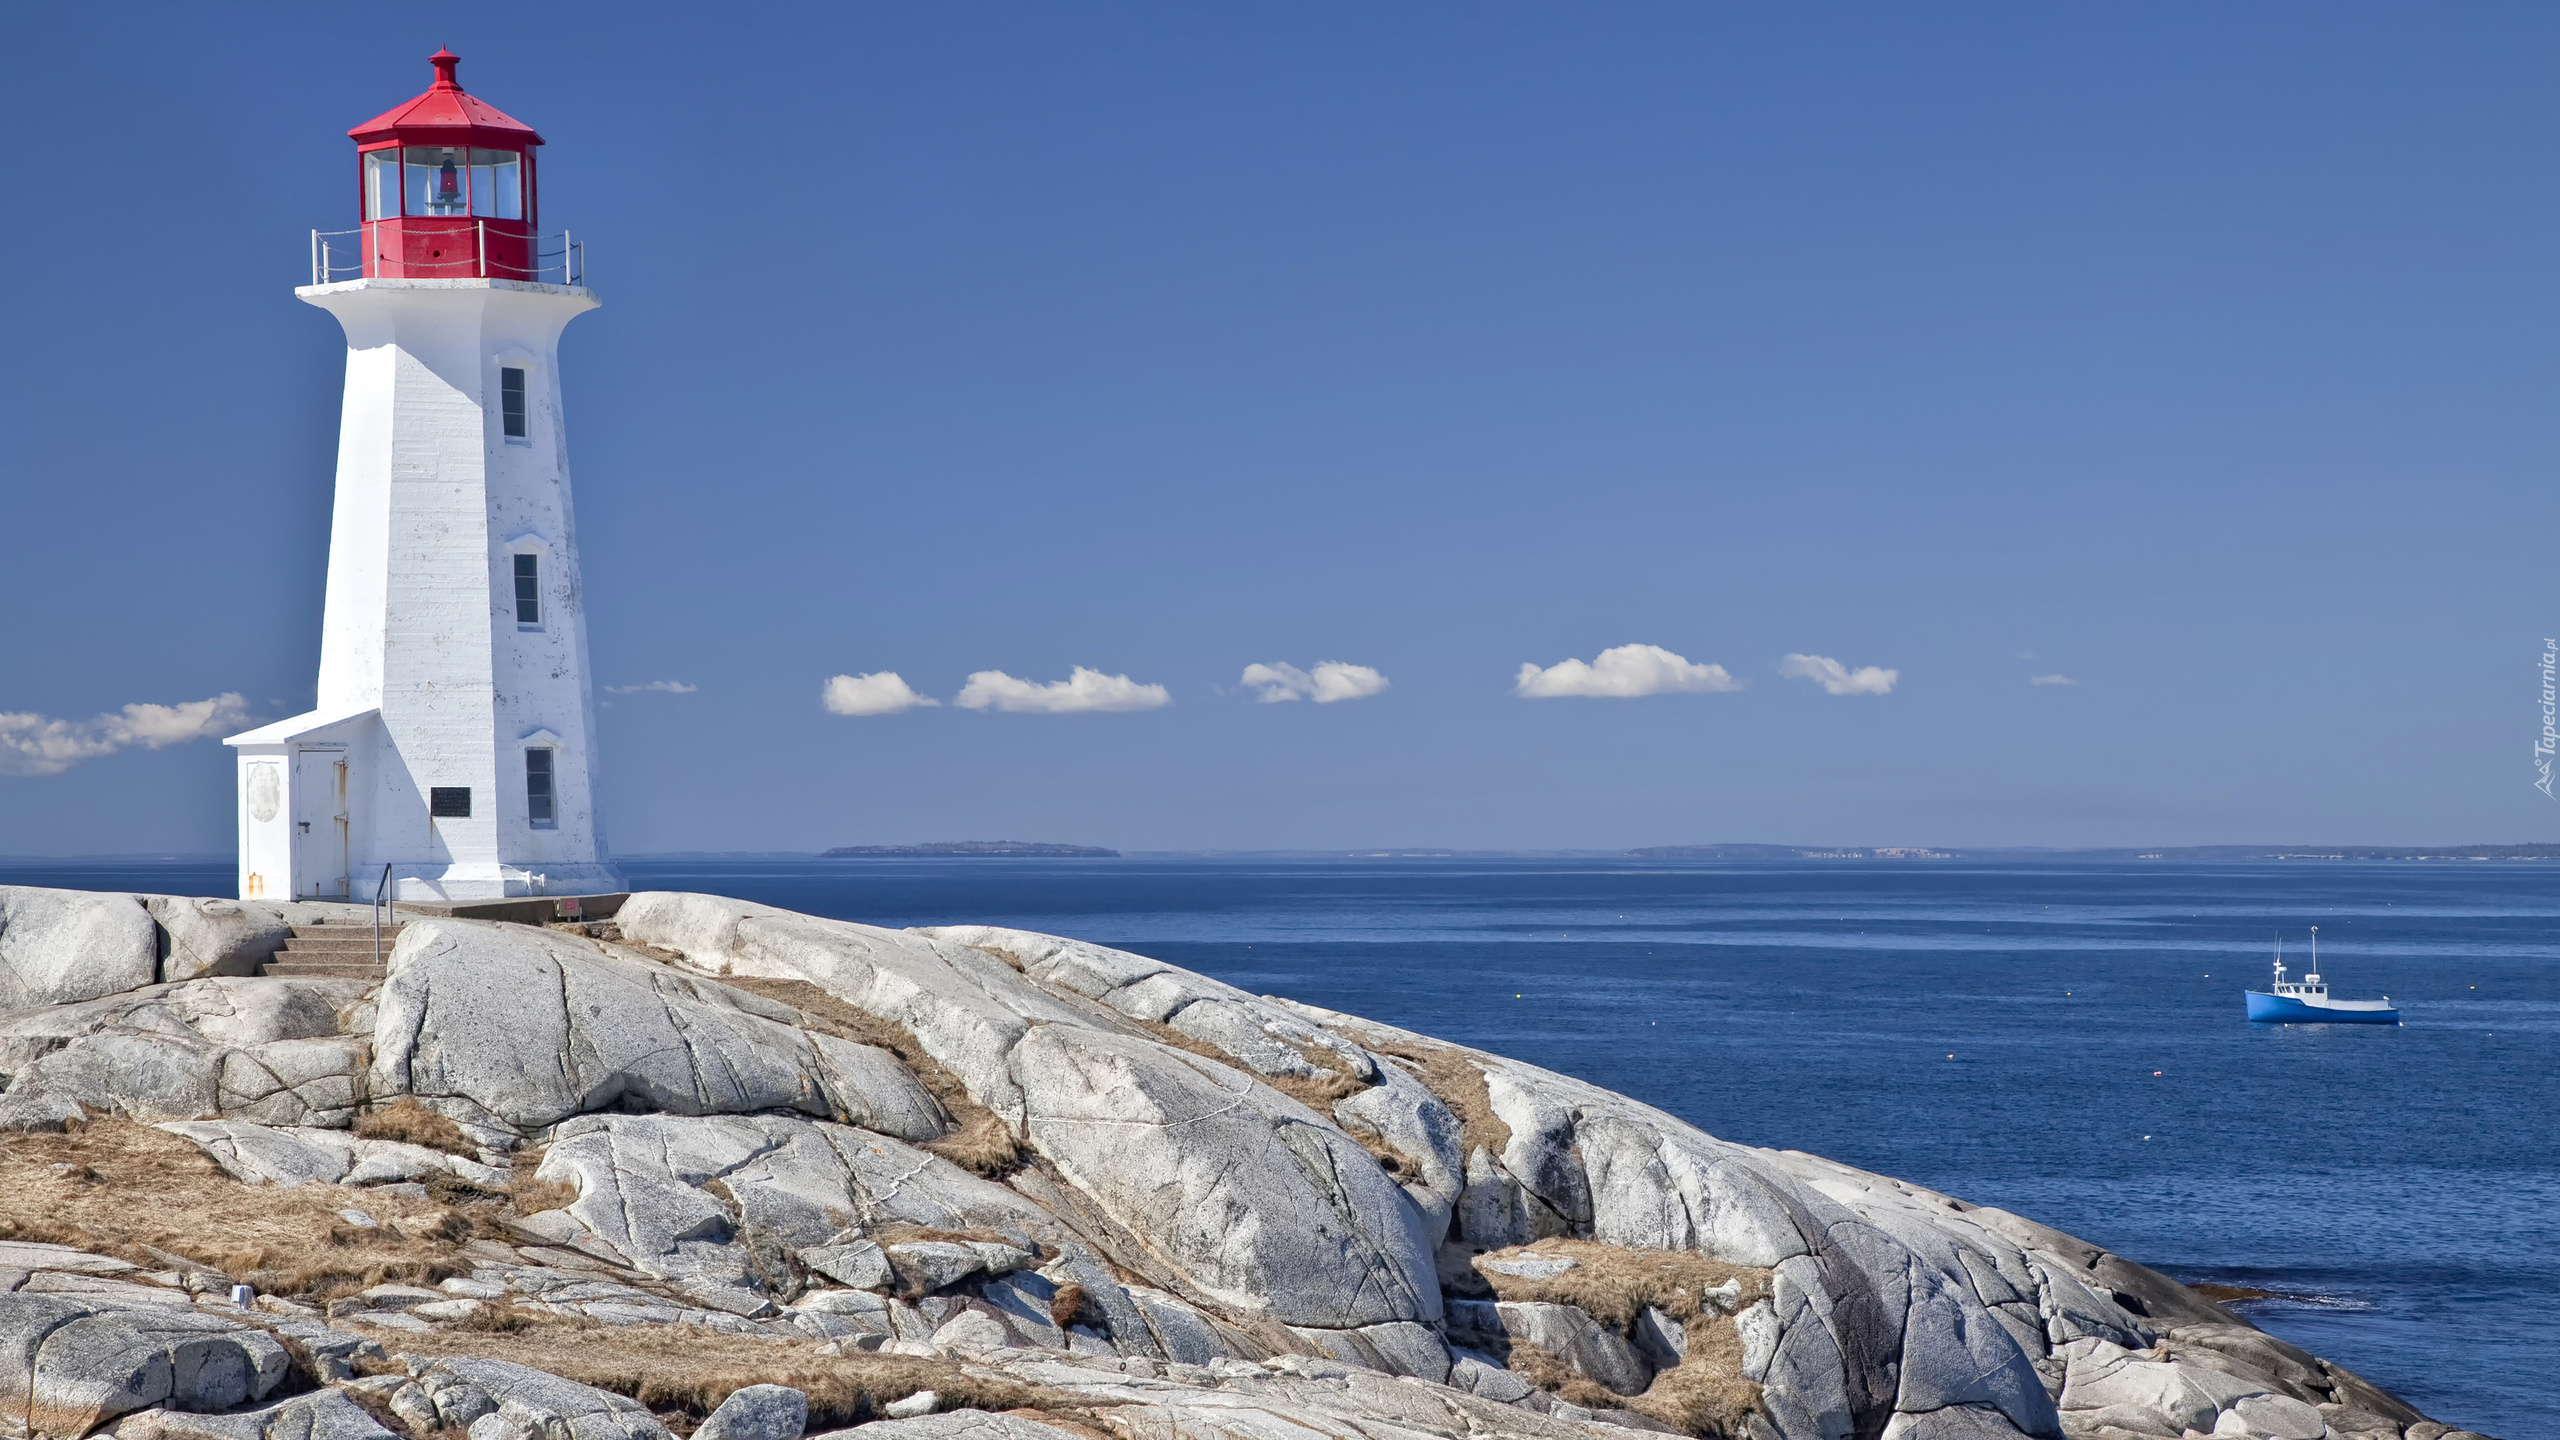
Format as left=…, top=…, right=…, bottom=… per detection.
left=10, top=856, right=2549, bottom=1437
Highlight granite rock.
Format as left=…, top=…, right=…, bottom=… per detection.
left=155, top=1118, right=506, bottom=1189
left=0, top=1292, right=288, bottom=1439
left=370, top=920, right=947, bottom=1136
left=0, top=887, right=158, bottom=1012
left=0, top=890, right=2484, bottom=1440
left=145, top=897, right=293, bottom=984
left=118, top=1388, right=400, bottom=1440
left=0, top=976, right=371, bottom=1129
left=414, top=1357, right=670, bottom=1440
left=691, top=1384, right=807, bottom=1440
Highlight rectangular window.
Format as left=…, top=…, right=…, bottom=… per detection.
left=429, top=787, right=472, bottom=818
left=468, top=149, right=523, bottom=219
left=365, top=150, right=400, bottom=219
left=501, top=367, right=527, bottom=437
left=513, top=553, right=541, bottom=625
left=525, top=750, right=556, bottom=827
left=405, top=146, right=469, bottom=217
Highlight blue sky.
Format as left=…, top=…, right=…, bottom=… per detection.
left=4, top=4, right=2555, bottom=854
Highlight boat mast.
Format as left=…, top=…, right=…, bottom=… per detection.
left=2309, top=925, right=2320, bottom=987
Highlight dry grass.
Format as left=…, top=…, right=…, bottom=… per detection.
left=1631, top=1317, right=1760, bottom=1438
left=926, top=1111, right=1027, bottom=1179
left=383, top=1314, right=1056, bottom=1428
left=458, top=1298, right=550, bottom=1333
left=0, top=1119, right=472, bottom=1299
left=1265, top=1069, right=1371, bottom=1111
left=1504, top=1341, right=1622, bottom=1412
left=1365, top=1042, right=1512, bottom=1158
left=716, top=976, right=1027, bottom=1179
left=1472, top=1241, right=1770, bottom=1438
left=1471, top=1239, right=1768, bottom=1328
left=1049, top=1282, right=1088, bottom=1330
left=512, top=1166, right=580, bottom=1215
left=351, top=1099, right=479, bottom=1157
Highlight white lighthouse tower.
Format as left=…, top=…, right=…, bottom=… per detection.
left=226, top=51, right=620, bottom=903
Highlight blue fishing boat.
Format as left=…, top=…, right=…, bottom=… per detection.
left=2244, top=927, right=2398, bottom=1024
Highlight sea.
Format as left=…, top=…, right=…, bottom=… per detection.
left=6, top=855, right=2550, bottom=1438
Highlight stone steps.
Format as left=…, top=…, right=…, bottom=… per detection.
left=260, top=923, right=404, bottom=980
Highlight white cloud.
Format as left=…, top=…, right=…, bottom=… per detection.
left=955, top=667, right=1170, bottom=714
left=822, top=672, right=940, bottom=716
left=0, top=693, right=252, bottom=777
left=1514, top=644, right=1742, bottom=699
left=1778, top=653, right=1899, bottom=696
left=2029, top=674, right=2079, bottom=687
left=1241, top=661, right=1391, bottom=704
left=605, top=680, right=698, bottom=695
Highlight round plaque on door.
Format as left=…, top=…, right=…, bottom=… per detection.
left=247, top=765, right=281, bottom=823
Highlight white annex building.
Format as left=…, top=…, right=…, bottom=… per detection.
left=227, top=51, right=620, bottom=902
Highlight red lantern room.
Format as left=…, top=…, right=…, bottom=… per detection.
left=346, top=50, right=547, bottom=282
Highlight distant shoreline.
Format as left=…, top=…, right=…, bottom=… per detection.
left=821, top=841, right=1120, bottom=858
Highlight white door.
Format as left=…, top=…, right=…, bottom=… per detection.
left=292, top=749, right=350, bottom=899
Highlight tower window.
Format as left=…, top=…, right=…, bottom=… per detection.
left=525, top=749, right=556, bottom=828
left=513, top=553, right=541, bottom=625
left=406, top=146, right=471, bottom=217
left=468, top=150, right=524, bottom=220
left=500, top=368, right=527, bottom=437
left=365, top=150, right=399, bottom=220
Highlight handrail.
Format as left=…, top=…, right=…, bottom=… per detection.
left=310, top=225, right=587, bottom=287
left=372, top=862, right=394, bottom=967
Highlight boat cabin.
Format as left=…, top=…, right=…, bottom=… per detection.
left=2269, top=961, right=2326, bottom=999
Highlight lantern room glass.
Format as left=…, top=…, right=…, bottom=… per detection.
left=405, top=146, right=470, bottom=216
left=374, top=146, right=525, bottom=220
left=469, top=150, right=523, bottom=219
left=364, top=150, right=399, bottom=220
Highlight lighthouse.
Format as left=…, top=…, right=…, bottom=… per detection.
left=226, top=52, right=620, bottom=903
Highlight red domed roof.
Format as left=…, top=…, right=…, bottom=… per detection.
left=349, top=50, right=543, bottom=148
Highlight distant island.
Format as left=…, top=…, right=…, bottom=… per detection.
left=822, top=840, right=1121, bottom=858
left=1629, top=842, right=2560, bottom=861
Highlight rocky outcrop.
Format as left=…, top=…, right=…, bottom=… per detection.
left=0, top=1290, right=290, bottom=1438
left=144, top=898, right=293, bottom=984
left=368, top=920, right=946, bottom=1140
left=119, top=1389, right=397, bottom=1440
left=0, top=975, right=371, bottom=1132
left=153, top=1119, right=507, bottom=1189
left=0, top=888, right=305, bottom=1008
left=0, top=888, right=159, bottom=1012
left=0, top=888, right=2495, bottom=1440
left=401, top=1357, right=669, bottom=1440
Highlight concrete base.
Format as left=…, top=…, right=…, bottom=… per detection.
left=392, top=861, right=626, bottom=902
left=392, top=892, right=629, bottom=925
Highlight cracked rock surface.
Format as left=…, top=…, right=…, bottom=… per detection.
left=0, top=886, right=2496, bottom=1440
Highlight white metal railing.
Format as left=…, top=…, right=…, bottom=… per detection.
left=311, top=224, right=587, bottom=287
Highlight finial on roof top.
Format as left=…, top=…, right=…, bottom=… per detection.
left=429, top=48, right=462, bottom=91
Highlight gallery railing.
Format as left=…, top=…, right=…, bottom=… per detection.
left=310, top=224, right=586, bottom=286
